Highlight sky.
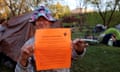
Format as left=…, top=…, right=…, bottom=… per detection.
left=64, top=0, right=114, bottom=11
left=58, top=0, right=77, bottom=10
left=40, top=0, right=78, bottom=10
left=41, top=0, right=94, bottom=11
left=59, top=0, right=94, bottom=10
left=64, top=0, right=78, bottom=10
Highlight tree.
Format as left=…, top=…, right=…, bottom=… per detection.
left=117, top=0, right=120, bottom=12
left=0, top=0, right=10, bottom=19
left=50, top=2, right=71, bottom=19
left=3, top=0, right=33, bottom=16
left=87, top=0, right=120, bottom=28
left=0, top=0, right=70, bottom=19
left=76, top=0, right=89, bottom=30
left=0, top=0, right=50, bottom=17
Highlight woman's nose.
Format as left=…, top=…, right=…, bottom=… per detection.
left=39, top=21, right=44, bottom=25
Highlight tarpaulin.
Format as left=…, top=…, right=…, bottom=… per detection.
left=0, top=12, right=62, bottom=62
left=0, top=12, right=35, bottom=62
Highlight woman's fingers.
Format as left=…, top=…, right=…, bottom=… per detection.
left=19, top=44, right=34, bottom=66
left=73, top=38, right=89, bottom=52
left=22, top=45, right=34, bottom=57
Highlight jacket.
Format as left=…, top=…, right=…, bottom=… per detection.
left=15, top=37, right=86, bottom=72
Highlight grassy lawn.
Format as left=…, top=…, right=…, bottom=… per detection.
left=71, top=44, right=120, bottom=72
left=71, top=31, right=120, bottom=72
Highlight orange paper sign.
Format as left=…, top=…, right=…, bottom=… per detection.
left=34, top=28, right=71, bottom=71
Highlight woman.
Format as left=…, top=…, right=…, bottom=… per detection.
left=15, top=6, right=88, bottom=72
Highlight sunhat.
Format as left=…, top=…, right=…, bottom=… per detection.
left=29, top=6, right=56, bottom=22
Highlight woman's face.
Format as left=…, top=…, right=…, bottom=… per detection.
left=35, top=17, right=52, bottom=29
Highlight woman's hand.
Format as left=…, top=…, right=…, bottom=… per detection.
left=72, top=38, right=88, bottom=54
left=19, top=44, right=34, bottom=67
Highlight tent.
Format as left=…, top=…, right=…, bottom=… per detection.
left=0, top=12, right=35, bottom=62
left=93, top=24, right=106, bottom=33
left=0, top=12, right=62, bottom=62
left=101, top=28, right=120, bottom=47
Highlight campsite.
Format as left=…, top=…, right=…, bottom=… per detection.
left=0, top=0, right=120, bottom=72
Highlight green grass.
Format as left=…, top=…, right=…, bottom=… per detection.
left=71, top=44, right=120, bottom=72
left=71, top=28, right=120, bottom=72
